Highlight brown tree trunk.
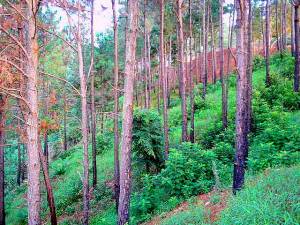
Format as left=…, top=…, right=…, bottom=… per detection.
left=77, top=4, right=90, bottom=224
left=292, top=5, right=295, bottom=57
left=176, top=0, right=188, bottom=142
left=219, top=0, right=227, bottom=129
left=275, top=0, right=280, bottom=51
left=0, top=95, right=5, bottom=225
left=38, top=140, right=57, bottom=225
left=202, top=0, right=208, bottom=98
left=63, top=83, right=67, bottom=151
left=281, top=0, right=287, bottom=51
left=112, top=0, right=120, bottom=212
left=294, top=2, right=300, bottom=92
left=117, top=0, right=138, bottom=224
left=90, top=0, right=97, bottom=189
left=160, top=0, right=169, bottom=158
left=17, top=142, right=22, bottom=185
left=25, top=1, right=41, bottom=223
left=189, top=0, right=195, bottom=142
left=210, top=5, right=217, bottom=84
left=265, top=0, right=271, bottom=86
left=233, top=0, right=251, bottom=194
left=144, top=0, right=150, bottom=109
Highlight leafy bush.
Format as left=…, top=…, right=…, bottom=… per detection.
left=270, top=52, right=295, bottom=79
left=131, top=143, right=216, bottom=224
left=132, top=109, right=164, bottom=175
left=252, top=55, right=265, bottom=70
left=194, top=95, right=207, bottom=111
left=96, top=132, right=113, bottom=155
left=219, top=166, right=300, bottom=225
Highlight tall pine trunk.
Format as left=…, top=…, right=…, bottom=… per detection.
left=176, top=0, right=188, bottom=142
left=265, top=0, right=271, bottom=86
left=189, top=0, right=195, bottom=142
left=202, top=0, right=208, bottom=98
left=77, top=3, right=90, bottom=224
left=112, top=0, right=120, bottom=211
left=281, top=0, right=287, bottom=51
left=233, top=0, right=251, bottom=194
left=160, top=0, right=169, bottom=157
left=210, top=5, right=217, bottom=84
left=294, top=1, right=300, bottom=92
left=90, top=0, right=97, bottom=189
left=0, top=95, right=5, bottom=225
left=219, top=0, right=227, bottom=129
left=118, top=0, right=138, bottom=224
left=25, top=1, right=41, bottom=223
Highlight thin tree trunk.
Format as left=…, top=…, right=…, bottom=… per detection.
left=38, top=140, right=57, bottom=225
left=118, top=0, right=138, bottom=224
left=25, top=1, right=41, bottom=223
left=144, top=0, right=150, bottom=109
left=17, top=142, right=22, bottom=185
left=160, top=0, right=169, bottom=158
left=0, top=95, right=5, bottom=225
left=219, top=0, right=227, bottom=129
left=90, top=0, right=97, bottom=189
left=292, top=5, right=295, bottom=57
left=189, top=0, right=195, bottom=142
left=202, top=0, right=208, bottom=98
left=112, top=0, right=120, bottom=212
left=63, top=83, right=67, bottom=151
left=77, top=3, right=90, bottom=224
left=176, top=0, right=188, bottom=142
left=265, top=0, right=271, bottom=86
left=210, top=5, right=217, bottom=84
left=275, top=0, right=280, bottom=51
left=294, top=2, right=300, bottom=92
left=281, top=0, right=287, bottom=51
left=233, top=0, right=251, bottom=194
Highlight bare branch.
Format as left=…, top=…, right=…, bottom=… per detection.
left=0, top=88, right=30, bottom=109
left=39, top=71, right=81, bottom=96
left=38, top=26, right=77, bottom=52
left=0, top=58, right=28, bottom=77
left=4, top=0, right=27, bottom=20
left=0, top=25, right=29, bottom=59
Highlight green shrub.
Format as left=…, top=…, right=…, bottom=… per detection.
left=131, top=143, right=216, bottom=224
left=96, top=132, right=113, bottom=154
left=270, top=52, right=295, bottom=79
left=253, top=55, right=265, bottom=70
left=194, top=95, right=207, bottom=111
left=219, top=166, right=300, bottom=225
left=132, top=109, right=164, bottom=175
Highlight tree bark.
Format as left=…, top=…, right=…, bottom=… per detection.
left=202, top=0, right=208, bottom=98
left=118, top=0, right=138, bottom=224
left=219, top=0, right=227, bottom=129
left=77, top=3, right=90, bottom=224
left=210, top=5, right=217, bottom=84
left=189, top=0, right=195, bottom=142
left=63, top=83, right=67, bottom=151
left=112, top=0, right=120, bottom=212
left=176, top=0, right=188, bottom=142
left=265, top=0, right=271, bottom=87
left=294, top=1, right=300, bottom=92
left=24, top=1, right=41, bottom=223
left=275, top=0, right=280, bottom=51
left=38, top=140, right=57, bottom=225
left=144, top=0, right=150, bottom=109
left=233, top=0, right=251, bottom=194
left=281, top=0, right=287, bottom=51
left=160, top=0, right=169, bottom=158
left=90, top=0, right=97, bottom=189
left=0, top=95, right=5, bottom=225
left=292, top=5, right=295, bottom=57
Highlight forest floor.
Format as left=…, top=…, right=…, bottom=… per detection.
left=143, top=190, right=230, bottom=225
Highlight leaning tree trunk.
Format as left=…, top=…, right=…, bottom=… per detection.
left=118, top=0, right=138, bottom=224
left=0, top=95, right=5, bottom=225
left=160, top=0, right=169, bottom=157
left=25, top=1, right=41, bottom=223
left=112, top=0, right=120, bottom=212
left=219, top=0, right=227, bottom=129
left=38, top=140, right=57, bottom=225
left=90, top=0, right=97, bottom=189
left=77, top=4, right=90, bottom=224
left=233, top=0, right=251, bottom=194
left=294, top=1, right=300, bottom=92
left=265, top=0, right=271, bottom=87
left=176, top=0, right=188, bottom=142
